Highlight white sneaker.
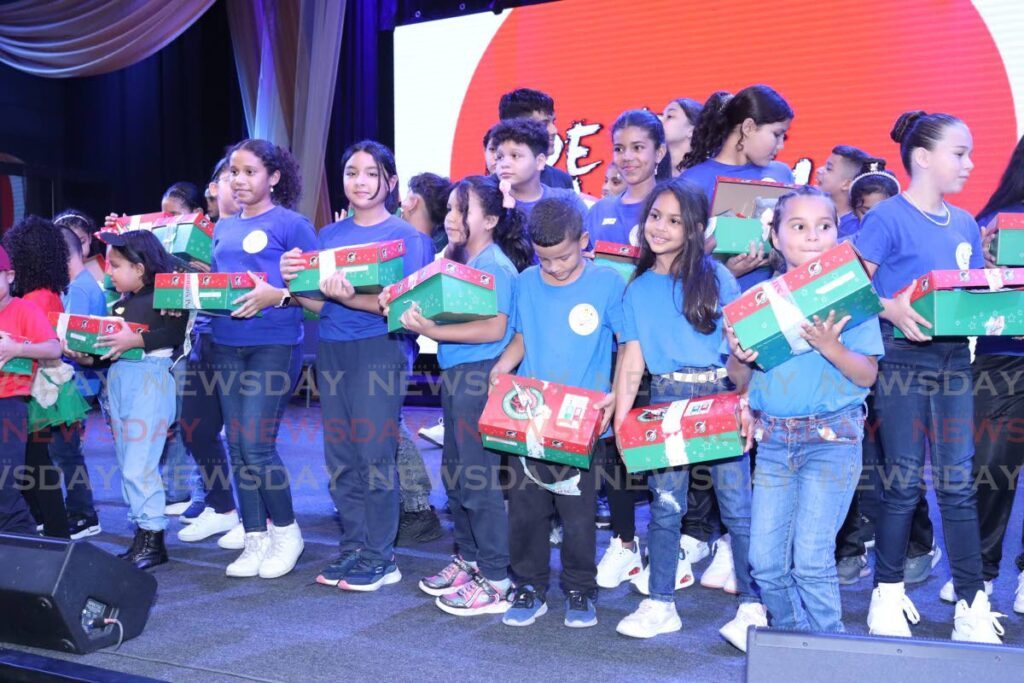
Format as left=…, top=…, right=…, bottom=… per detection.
left=596, top=537, right=643, bottom=588
left=226, top=531, right=270, bottom=577
left=719, top=602, right=768, bottom=652
left=1015, top=571, right=1024, bottom=615
left=679, top=534, right=710, bottom=564
left=952, top=590, right=1005, bottom=644
left=165, top=500, right=191, bottom=516
left=218, top=522, right=245, bottom=550
left=701, top=535, right=737, bottom=592
left=418, top=418, right=445, bottom=447
left=549, top=523, right=563, bottom=546
left=616, top=598, right=682, bottom=639
left=631, top=551, right=695, bottom=596
left=258, top=522, right=304, bottom=579
left=867, top=582, right=920, bottom=637
left=939, top=578, right=992, bottom=604
left=177, top=508, right=239, bottom=542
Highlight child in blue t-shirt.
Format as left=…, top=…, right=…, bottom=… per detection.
left=853, top=112, right=1003, bottom=643
left=611, top=179, right=760, bottom=651
left=282, top=140, right=433, bottom=593
left=210, top=139, right=318, bottom=581
left=680, top=86, right=794, bottom=290
left=727, top=186, right=882, bottom=636
left=847, top=159, right=900, bottom=239
left=585, top=109, right=666, bottom=248
left=393, top=175, right=530, bottom=616
left=489, top=195, right=621, bottom=629
left=815, top=145, right=869, bottom=239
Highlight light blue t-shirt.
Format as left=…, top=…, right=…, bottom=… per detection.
left=622, top=261, right=740, bottom=375
left=853, top=194, right=984, bottom=299
left=682, top=159, right=794, bottom=291
left=209, top=206, right=318, bottom=347
left=513, top=261, right=625, bottom=394
left=62, top=269, right=108, bottom=397
left=838, top=212, right=861, bottom=240
left=436, top=244, right=518, bottom=370
left=317, top=215, right=434, bottom=342
left=749, top=317, right=884, bottom=417
left=516, top=185, right=588, bottom=223
left=976, top=203, right=1024, bottom=357
left=585, top=194, right=646, bottom=247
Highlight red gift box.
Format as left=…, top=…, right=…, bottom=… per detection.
left=593, top=241, right=641, bottom=260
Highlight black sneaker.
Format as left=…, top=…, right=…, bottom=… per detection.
left=68, top=514, right=102, bottom=540
left=396, top=507, right=443, bottom=546
left=596, top=494, right=611, bottom=530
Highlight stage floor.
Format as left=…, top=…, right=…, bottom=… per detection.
left=5, top=403, right=1024, bottom=682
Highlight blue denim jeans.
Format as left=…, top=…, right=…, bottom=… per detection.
left=107, top=357, right=176, bottom=532
left=749, top=405, right=864, bottom=632
left=646, top=373, right=755, bottom=603
left=871, top=324, right=984, bottom=600
left=211, top=343, right=299, bottom=532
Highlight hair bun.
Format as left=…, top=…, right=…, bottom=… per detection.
left=891, top=111, right=926, bottom=144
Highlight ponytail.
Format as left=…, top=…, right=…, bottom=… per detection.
left=682, top=85, right=793, bottom=169
left=682, top=91, right=733, bottom=169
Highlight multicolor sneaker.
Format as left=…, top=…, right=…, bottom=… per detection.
left=315, top=550, right=361, bottom=586
left=502, top=585, right=548, bottom=626
left=338, top=557, right=402, bottom=592
left=419, top=556, right=476, bottom=597
left=436, top=574, right=512, bottom=616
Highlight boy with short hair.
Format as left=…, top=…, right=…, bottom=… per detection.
left=816, top=145, right=869, bottom=238
left=490, top=196, right=624, bottom=628
left=498, top=87, right=575, bottom=189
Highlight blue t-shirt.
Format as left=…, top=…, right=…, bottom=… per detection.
left=585, top=194, right=646, bottom=247
left=976, top=203, right=1024, bottom=356
left=622, top=261, right=740, bottom=375
left=436, top=244, right=518, bottom=370
left=749, top=317, right=884, bottom=417
left=540, top=165, right=575, bottom=190
left=682, top=159, right=794, bottom=291
left=317, top=215, right=434, bottom=342
left=62, top=269, right=108, bottom=397
left=838, top=212, right=861, bottom=240
left=516, top=185, right=588, bottom=223
left=853, top=194, right=984, bottom=298
left=210, top=206, right=318, bottom=347
left=513, top=262, right=625, bottom=393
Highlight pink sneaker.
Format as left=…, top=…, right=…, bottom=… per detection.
left=435, top=574, right=512, bottom=616
left=419, top=556, right=476, bottom=597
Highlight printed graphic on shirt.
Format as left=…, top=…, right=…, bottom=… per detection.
left=243, top=230, right=269, bottom=254
left=956, top=242, right=973, bottom=271
left=568, top=303, right=600, bottom=336
left=628, top=224, right=640, bottom=246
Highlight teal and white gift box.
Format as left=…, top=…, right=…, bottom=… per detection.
left=288, top=240, right=406, bottom=298
left=707, top=177, right=797, bottom=256
left=894, top=267, right=1024, bottom=338
left=385, top=258, right=497, bottom=333
left=153, top=272, right=267, bottom=316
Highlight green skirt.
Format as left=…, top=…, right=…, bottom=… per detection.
left=28, top=374, right=90, bottom=431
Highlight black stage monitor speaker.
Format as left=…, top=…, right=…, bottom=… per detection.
left=0, top=534, right=157, bottom=654
left=747, top=627, right=1024, bottom=682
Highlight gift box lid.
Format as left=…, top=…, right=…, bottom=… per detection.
left=48, top=311, right=148, bottom=336
left=479, top=374, right=606, bottom=454
left=897, top=268, right=1024, bottom=303
left=155, top=272, right=266, bottom=289
left=988, top=214, right=1024, bottom=230
left=297, top=240, right=405, bottom=271
left=110, top=212, right=173, bottom=233
left=594, top=241, right=640, bottom=260
left=386, top=258, right=495, bottom=304
left=151, top=211, right=215, bottom=237
left=723, top=242, right=863, bottom=322
left=709, top=177, right=799, bottom=219
left=617, top=392, right=741, bottom=450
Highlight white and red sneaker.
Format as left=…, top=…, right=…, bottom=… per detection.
left=596, top=537, right=642, bottom=588
left=631, top=550, right=695, bottom=596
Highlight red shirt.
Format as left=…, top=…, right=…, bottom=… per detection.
left=23, top=288, right=64, bottom=316
left=0, top=297, right=58, bottom=398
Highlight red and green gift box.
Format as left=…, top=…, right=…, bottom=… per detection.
left=707, top=177, right=797, bottom=256
left=893, top=268, right=1024, bottom=338
left=479, top=374, right=605, bottom=469
left=0, top=333, right=35, bottom=376
left=153, top=272, right=267, bottom=315
left=288, top=240, right=406, bottom=298
left=594, top=241, right=640, bottom=281
left=110, top=212, right=173, bottom=232
left=48, top=312, right=148, bottom=360
left=385, top=258, right=497, bottom=333
left=617, top=391, right=744, bottom=474
left=987, top=214, right=1024, bottom=267
left=151, top=213, right=215, bottom=265
left=722, top=242, right=882, bottom=370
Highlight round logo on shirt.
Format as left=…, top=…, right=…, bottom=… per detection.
left=628, top=224, right=640, bottom=247
left=568, top=303, right=600, bottom=336
left=242, top=230, right=269, bottom=254
left=955, top=242, right=973, bottom=271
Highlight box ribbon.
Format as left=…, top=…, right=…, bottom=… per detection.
left=514, top=380, right=581, bottom=497
left=318, top=249, right=339, bottom=285
left=984, top=268, right=1005, bottom=292
left=183, top=273, right=202, bottom=309
left=759, top=277, right=812, bottom=355
left=662, top=399, right=691, bottom=467
left=54, top=312, right=71, bottom=342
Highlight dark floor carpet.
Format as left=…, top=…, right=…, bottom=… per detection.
left=5, top=404, right=1024, bottom=682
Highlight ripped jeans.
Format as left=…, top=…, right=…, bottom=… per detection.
left=646, top=373, right=755, bottom=603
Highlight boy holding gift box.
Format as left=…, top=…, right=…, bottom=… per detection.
left=488, top=196, right=621, bottom=629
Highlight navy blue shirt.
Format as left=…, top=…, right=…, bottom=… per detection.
left=838, top=212, right=861, bottom=240
left=540, top=165, right=575, bottom=190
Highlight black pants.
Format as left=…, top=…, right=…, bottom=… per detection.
left=508, top=440, right=603, bottom=596
left=601, top=371, right=649, bottom=542
left=182, top=333, right=234, bottom=514
left=22, top=429, right=69, bottom=538
left=0, top=397, right=36, bottom=534
left=971, top=354, right=1024, bottom=579
left=682, top=469, right=722, bottom=542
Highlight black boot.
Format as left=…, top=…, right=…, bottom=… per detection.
left=117, top=529, right=146, bottom=559
left=124, top=530, right=168, bottom=570
left=396, top=507, right=443, bottom=546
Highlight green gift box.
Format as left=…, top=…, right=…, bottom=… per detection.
left=0, top=333, right=34, bottom=376
left=894, top=268, right=1024, bottom=338
left=723, top=242, right=883, bottom=370
left=152, top=213, right=215, bottom=265
left=987, top=214, right=1024, bottom=267
left=288, top=240, right=406, bottom=298
left=49, top=312, right=147, bottom=360
left=385, top=258, right=497, bottom=333
left=618, top=392, right=744, bottom=474
left=594, top=241, right=639, bottom=281
left=708, top=177, right=797, bottom=256
left=153, top=272, right=266, bottom=316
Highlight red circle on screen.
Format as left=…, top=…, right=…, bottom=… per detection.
left=451, top=0, right=1015, bottom=212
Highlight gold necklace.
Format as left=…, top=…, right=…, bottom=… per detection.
left=902, top=192, right=951, bottom=227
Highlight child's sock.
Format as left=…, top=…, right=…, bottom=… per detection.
left=467, top=560, right=479, bottom=571
left=489, top=577, right=512, bottom=593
